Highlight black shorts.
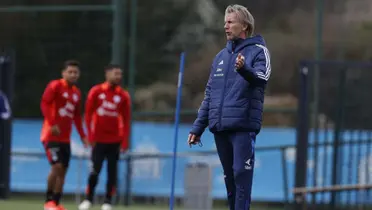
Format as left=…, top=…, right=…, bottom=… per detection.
left=43, top=141, right=71, bottom=168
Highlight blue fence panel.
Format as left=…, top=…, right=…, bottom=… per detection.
left=11, top=119, right=298, bottom=201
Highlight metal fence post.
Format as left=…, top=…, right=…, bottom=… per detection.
left=294, top=63, right=310, bottom=210
left=330, top=68, right=346, bottom=209
left=124, top=0, right=137, bottom=206
left=111, top=0, right=126, bottom=75
left=312, top=2, right=324, bottom=204
left=0, top=48, right=15, bottom=199
left=281, top=147, right=289, bottom=209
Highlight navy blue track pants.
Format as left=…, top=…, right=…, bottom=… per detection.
left=214, top=131, right=256, bottom=210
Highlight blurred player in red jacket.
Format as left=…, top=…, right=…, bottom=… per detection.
left=79, top=64, right=131, bottom=210
left=40, top=60, right=88, bottom=210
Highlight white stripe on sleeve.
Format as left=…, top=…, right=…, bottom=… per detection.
left=255, top=44, right=271, bottom=81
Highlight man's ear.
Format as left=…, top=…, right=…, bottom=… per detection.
left=243, top=25, right=248, bottom=31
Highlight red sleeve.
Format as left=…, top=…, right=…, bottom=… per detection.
left=40, top=81, right=57, bottom=125
left=120, top=91, right=131, bottom=150
left=74, top=91, right=86, bottom=139
left=85, top=87, right=98, bottom=142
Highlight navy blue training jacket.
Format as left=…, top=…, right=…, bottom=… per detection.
left=190, top=35, right=271, bottom=136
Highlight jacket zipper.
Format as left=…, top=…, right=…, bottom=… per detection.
left=218, top=50, right=234, bottom=129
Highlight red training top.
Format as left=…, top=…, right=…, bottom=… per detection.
left=84, top=82, right=131, bottom=150
left=40, top=79, right=86, bottom=143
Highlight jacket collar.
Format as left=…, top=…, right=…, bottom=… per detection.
left=60, top=79, right=77, bottom=90
left=226, top=35, right=266, bottom=53
left=101, top=82, right=121, bottom=92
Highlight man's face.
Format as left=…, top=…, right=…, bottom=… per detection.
left=224, top=12, right=246, bottom=40
left=62, top=65, right=80, bottom=84
left=106, top=68, right=122, bottom=85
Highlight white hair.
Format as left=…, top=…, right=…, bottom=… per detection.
left=225, top=4, right=255, bottom=36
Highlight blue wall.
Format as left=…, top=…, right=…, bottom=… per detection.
left=10, top=119, right=372, bottom=203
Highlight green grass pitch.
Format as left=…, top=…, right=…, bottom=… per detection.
left=0, top=199, right=285, bottom=210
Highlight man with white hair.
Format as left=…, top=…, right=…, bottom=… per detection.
left=188, top=4, right=271, bottom=210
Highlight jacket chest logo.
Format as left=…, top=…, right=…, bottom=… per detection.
left=99, top=93, right=106, bottom=100
left=214, top=72, right=224, bottom=77
left=62, top=92, right=79, bottom=102
left=113, top=95, right=121, bottom=103
left=96, top=93, right=121, bottom=117
left=58, top=101, right=75, bottom=118
left=102, top=100, right=117, bottom=110
left=98, top=93, right=121, bottom=104
left=214, top=65, right=224, bottom=77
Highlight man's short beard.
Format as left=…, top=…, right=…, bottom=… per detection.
left=227, top=34, right=239, bottom=41
left=66, top=79, right=76, bottom=85
left=109, top=80, right=119, bottom=85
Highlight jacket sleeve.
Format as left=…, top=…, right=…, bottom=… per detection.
left=41, top=82, right=57, bottom=126
left=237, top=45, right=271, bottom=83
left=84, top=87, right=97, bottom=142
left=73, top=92, right=86, bottom=139
left=190, top=67, right=213, bottom=136
left=119, top=91, right=131, bottom=151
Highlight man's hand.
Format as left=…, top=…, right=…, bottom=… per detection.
left=89, top=140, right=96, bottom=147
left=50, top=125, right=60, bottom=136
left=81, top=137, right=90, bottom=148
left=120, top=140, right=128, bottom=153
left=235, top=53, right=245, bottom=70
left=188, top=133, right=202, bottom=147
